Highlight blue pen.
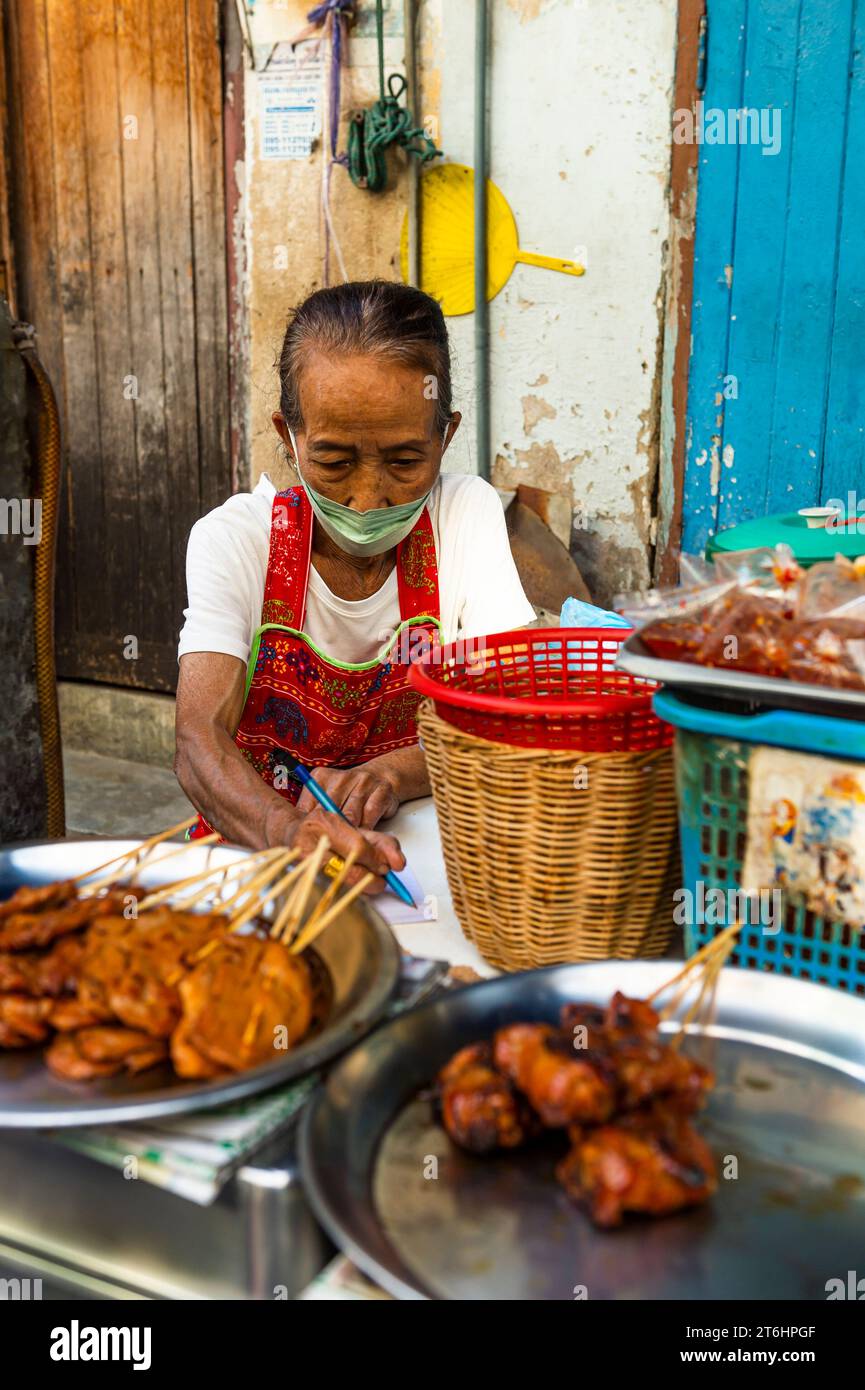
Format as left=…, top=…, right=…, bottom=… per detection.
left=289, top=761, right=417, bottom=909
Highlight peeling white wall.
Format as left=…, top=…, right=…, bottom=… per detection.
left=241, top=0, right=678, bottom=602
left=439, top=0, right=678, bottom=599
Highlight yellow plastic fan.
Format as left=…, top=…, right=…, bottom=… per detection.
left=400, top=163, right=585, bottom=316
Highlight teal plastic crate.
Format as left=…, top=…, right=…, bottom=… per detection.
left=653, top=689, right=865, bottom=996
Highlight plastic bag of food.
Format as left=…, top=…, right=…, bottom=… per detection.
left=712, top=542, right=798, bottom=582
left=614, top=575, right=737, bottom=634
left=693, top=589, right=791, bottom=677
left=796, top=555, right=865, bottom=622
left=786, top=618, right=865, bottom=689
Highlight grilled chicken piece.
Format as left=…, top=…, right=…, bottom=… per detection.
left=45, top=1027, right=169, bottom=1081
left=0, top=936, right=86, bottom=997
left=560, top=994, right=712, bottom=1113
left=560, top=992, right=661, bottom=1043
left=0, top=890, right=134, bottom=952
left=603, top=991, right=663, bottom=1037
left=493, top=1023, right=617, bottom=1127
left=558, top=1002, right=606, bottom=1041
left=0, top=881, right=75, bottom=920
left=556, top=1102, right=717, bottom=1228
left=610, top=1034, right=712, bottom=1112
left=79, top=909, right=224, bottom=1037
left=172, top=935, right=313, bottom=1076
left=0, top=994, right=54, bottom=1047
left=436, top=1042, right=536, bottom=1154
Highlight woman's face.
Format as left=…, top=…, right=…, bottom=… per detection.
left=273, top=351, right=459, bottom=510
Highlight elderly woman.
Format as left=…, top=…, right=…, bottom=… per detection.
left=175, top=281, right=534, bottom=891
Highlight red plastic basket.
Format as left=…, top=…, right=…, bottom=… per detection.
left=408, top=627, right=672, bottom=751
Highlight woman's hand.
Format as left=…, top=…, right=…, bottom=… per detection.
left=295, top=747, right=430, bottom=828
left=295, top=764, right=400, bottom=829
left=287, top=806, right=405, bottom=895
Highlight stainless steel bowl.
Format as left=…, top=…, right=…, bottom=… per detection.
left=0, top=838, right=400, bottom=1127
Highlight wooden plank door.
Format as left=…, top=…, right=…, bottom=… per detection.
left=683, top=0, right=865, bottom=553
left=4, top=0, right=231, bottom=691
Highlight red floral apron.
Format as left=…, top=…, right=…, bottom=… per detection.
left=189, top=486, right=441, bottom=838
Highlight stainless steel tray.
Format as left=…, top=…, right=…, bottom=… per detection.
left=0, top=839, right=400, bottom=1127
left=618, top=630, right=865, bottom=718
left=300, top=961, right=865, bottom=1300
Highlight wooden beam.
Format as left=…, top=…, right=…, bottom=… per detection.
left=655, top=0, right=705, bottom=583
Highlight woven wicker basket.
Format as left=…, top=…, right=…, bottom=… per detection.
left=418, top=700, right=680, bottom=971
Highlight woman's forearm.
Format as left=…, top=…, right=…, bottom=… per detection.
left=175, top=717, right=300, bottom=849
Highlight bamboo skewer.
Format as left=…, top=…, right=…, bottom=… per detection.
left=186, top=937, right=223, bottom=968
left=296, top=847, right=359, bottom=940
left=227, top=852, right=301, bottom=933
left=242, top=999, right=264, bottom=1050
left=648, top=922, right=742, bottom=1005
left=273, top=838, right=330, bottom=946
left=74, top=814, right=199, bottom=890
left=269, top=871, right=308, bottom=940
left=651, top=921, right=743, bottom=1045
left=289, top=872, right=375, bottom=955
left=130, top=831, right=220, bottom=878
left=136, top=847, right=281, bottom=912
left=84, top=831, right=223, bottom=900
left=271, top=834, right=328, bottom=945
left=214, top=849, right=295, bottom=918
left=178, top=846, right=292, bottom=913
left=181, top=866, right=236, bottom=912
left=667, top=934, right=734, bottom=1049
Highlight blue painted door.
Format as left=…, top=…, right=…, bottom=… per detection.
left=683, top=0, right=865, bottom=553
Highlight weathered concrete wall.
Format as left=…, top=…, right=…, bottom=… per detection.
left=241, top=0, right=677, bottom=602
left=243, top=0, right=433, bottom=488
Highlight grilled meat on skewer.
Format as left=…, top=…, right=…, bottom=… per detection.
left=0, top=994, right=55, bottom=1047
left=604, top=991, right=664, bottom=1037
left=0, top=881, right=75, bottom=920
left=0, top=889, right=138, bottom=952
left=560, top=994, right=713, bottom=1113
left=75, top=1026, right=166, bottom=1064
left=493, top=1023, right=617, bottom=1126
left=43, top=1036, right=122, bottom=1080
left=559, top=992, right=662, bottom=1045
left=435, top=992, right=719, bottom=1230
left=45, top=1027, right=169, bottom=1081
left=0, top=879, right=320, bottom=1076
left=49, top=997, right=116, bottom=1031
left=0, top=936, right=86, bottom=997
left=172, top=935, right=313, bottom=1076
left=169, top=1017, right=223, bottom=1079
left=610, top=1033, right=712, bottom=1112
left=78, top=909, right=226, bottom=1037
left=556, top=1101, right=717, bottom=1228
left=436, top=1042, right=537, bottom=1153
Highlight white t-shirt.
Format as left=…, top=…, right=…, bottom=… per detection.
left=178, top=473, right=535, bottom=666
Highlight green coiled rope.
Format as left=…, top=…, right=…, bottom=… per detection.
left=347, top=1, right=442, bottom=192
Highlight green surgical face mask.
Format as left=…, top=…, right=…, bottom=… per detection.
left=287, top=427, right=440, bottom=558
